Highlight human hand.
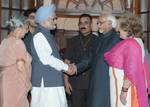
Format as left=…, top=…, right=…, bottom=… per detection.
left=64, top=77, right=72, bottom=95
left=65, top=63, right=77, bottom=75
left=65, top=81, right=72, bottom=95
left=64, top=59, right=71, bottom=64
left=64, top=73, right=72, bottom=95
left=120, top=91, right=127, bottom=105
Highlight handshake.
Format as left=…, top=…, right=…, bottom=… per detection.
left=64, top=59, right=77, bottom=76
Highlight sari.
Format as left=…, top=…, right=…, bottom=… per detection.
left=104, top=38, right=150, bottom=107
left=0, top=36, right=32, bottom=107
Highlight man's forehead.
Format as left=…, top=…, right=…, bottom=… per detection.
left=50, top=13, right=56, bottom=17
left=98, top=16, right=107, bottom=21
left=80, top=17, right=91, bottom=22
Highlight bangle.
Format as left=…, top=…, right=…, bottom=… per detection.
left=122, top=87, right=128, bottom=92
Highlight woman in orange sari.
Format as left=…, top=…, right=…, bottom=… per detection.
left=0, top=15, right=32, bottom=107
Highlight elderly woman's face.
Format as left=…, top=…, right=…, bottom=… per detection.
left=14, top=25, right=28, bottom=39
left=118, top=20, right=129, bottom=39
left=119, top=28, right=128, bottom=39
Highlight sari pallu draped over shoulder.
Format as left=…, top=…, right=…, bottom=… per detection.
left=0, top=37, right=32, bottom=91
left=104, top=38, right=150, bottom=107
left=0, top=38, right=16, bottom=72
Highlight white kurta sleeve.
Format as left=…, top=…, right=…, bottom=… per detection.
left=33, top=32, right=68, bottom=72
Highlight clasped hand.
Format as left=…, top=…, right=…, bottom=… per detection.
left=64, top=59, right=77, bottom=75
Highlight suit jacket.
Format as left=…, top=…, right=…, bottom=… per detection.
left=76, top=29, right=121, bottom=107
left=64, top=33, right=98, bottom=89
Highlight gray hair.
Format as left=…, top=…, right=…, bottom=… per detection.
left=6, top=15, right=27, bottom=31
left=106, top=14, right=117, bottom=28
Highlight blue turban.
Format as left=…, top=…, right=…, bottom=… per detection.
left=35, top=4, right=56, bottom=24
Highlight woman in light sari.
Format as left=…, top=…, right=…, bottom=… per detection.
left=0, top=15, right=32, bottom=107
left=104, top=12, right=150, bottom=107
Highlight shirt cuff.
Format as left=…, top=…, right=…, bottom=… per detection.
left=63, top=63, right=69, bottom=72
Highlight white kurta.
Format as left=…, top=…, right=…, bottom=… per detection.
left=31, top=79, right=68, bottom=107
left=31, top=32, right=68, bottom=107
left=109, top=67, right=131, bottom=107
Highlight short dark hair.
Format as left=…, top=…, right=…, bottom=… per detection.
left=79, top=14, right=92, bottom=22
left=24, top=9, right=37, bottom=17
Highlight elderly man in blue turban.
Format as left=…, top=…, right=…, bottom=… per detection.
left=30, top=4, right=76, bottom=107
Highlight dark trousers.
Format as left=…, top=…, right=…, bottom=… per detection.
left=69, top=89, right=88, bottom=107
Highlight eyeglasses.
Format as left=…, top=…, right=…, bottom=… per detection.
left=49, top=17, right=58, bottom=21
left=97, top=21, right=107, bottom=25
